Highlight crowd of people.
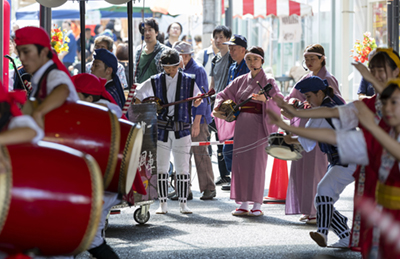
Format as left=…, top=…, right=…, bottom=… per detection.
left=2, top=16, right=400, bottom=259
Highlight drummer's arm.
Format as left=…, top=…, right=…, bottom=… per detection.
left=267, top=109, right=337, bottom=145
left=283, top=134, right=300, bottom=145
left=291, top=107, right=339, bottom=119
left=0, top=127, right=37, bottom=145
left=273, top=96, right=339, bottom=119
left=32, top=84, right=69, bottom=128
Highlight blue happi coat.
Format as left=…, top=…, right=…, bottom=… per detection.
left=151, top=71, right=195, bottom=142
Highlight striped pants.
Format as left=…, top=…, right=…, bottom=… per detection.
left=315, top=196, right=350, bottom=238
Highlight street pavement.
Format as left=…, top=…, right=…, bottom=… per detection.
left=77, top=153, right=361, bottom=259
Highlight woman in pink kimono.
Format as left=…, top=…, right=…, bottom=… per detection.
left=283, top=44, right=345, bottom=224
left=213, top=47, right=283, bottom=216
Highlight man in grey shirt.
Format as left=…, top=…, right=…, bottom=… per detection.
left=208, top=25, right=232, bottom=187
left=209, top=26, right=232, bottom=93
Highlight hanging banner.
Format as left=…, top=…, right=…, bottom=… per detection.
left=279, top=15, right=302, bottom=43
left=86, top=10, right=101, bottom=25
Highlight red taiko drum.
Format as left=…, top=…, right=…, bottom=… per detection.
left=0, top=141, right=103, bottom=256
left=107, top=119, right=143, bottom=195
left=43, top=101, right=143, bottom=195
left=43, top=101, right=120, bottom=190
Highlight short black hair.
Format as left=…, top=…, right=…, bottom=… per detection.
left=157, top=32, right=165, bottom=44
left=381, top=83, right=399, bottom=101
left=94, top=24, right=102, bottom=35
left=34, top=44, right=53, bottom=59
left=212, top=25, right=232, bottom=39
left=85, top=28, right=92, bottom=32
left=81, top=93, right=101, bottom=103
left=167, top=22, right=183, bottom=35
left=160, top=49, right=180, bottom=66
left=139, top=18, right=159, bottom=34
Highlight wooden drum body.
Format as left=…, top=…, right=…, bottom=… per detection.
left=43, top=101, right=143, bottom=195
left=0, top=141, right=103, bottom=256
left=107, top=119, right=143, bottom=195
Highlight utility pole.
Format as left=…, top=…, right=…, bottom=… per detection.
left=202, top=0, right=216, bottom=51
left=225, top=0, right=232, bottom=29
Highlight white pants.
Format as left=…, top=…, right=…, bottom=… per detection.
left=157, top=132, right=191, bottom=176
left=316, top=163, right=356, bottom=203
left=89, top=191, right=121, bottom=249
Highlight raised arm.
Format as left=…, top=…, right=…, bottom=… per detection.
left=355, top=101, right=400, bottom=160
left=352, top=62, right=386, bottom=95
left=266, top=109, right=337, bottom=145
left=273, top=96, right=339, bottom=119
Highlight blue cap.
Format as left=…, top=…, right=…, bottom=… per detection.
left=223, top=34, right=247, bottom=49
left=93, top=49, right=118, bottom=76
left=294, top=76, right=329, bottom=94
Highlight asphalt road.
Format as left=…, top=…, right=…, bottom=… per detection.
left=77, top=153, right=362, bottom=259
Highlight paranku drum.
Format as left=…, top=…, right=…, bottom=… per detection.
left=43, top=101, right=143, bottom=195
left=0, top=141, right=103, bottom=256
left=265, top=132, right=303, bottom=161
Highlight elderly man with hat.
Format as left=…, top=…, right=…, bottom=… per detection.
left=135, top=49, right=203, bottom=214
left=14, top=26, right=79, bottom=128
left=218, top=34, right=250, bottom=191
left=173, top=41, right=216, bottom=200
left=91, top=49, right=126, bottom=109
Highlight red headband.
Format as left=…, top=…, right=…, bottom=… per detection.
left=0, top=81, right=26, bottom=117
left=14, top=26, right=72, bottom=79
left=72, top=73, right=118, bottom=105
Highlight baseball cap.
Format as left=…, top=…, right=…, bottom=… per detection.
left=223, top=34, right=247, bottom=49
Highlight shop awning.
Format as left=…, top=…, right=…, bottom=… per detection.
left=16, top=1, right=153, bottom=20
left=223, top=0, right=313, bottom=18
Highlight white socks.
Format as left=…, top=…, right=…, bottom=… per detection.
left=252, top=202, right=261, bottom=211
left=239, top=202, right=249, bottom=211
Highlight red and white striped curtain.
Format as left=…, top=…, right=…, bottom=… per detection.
left=222, top=0, right=313, bottom=18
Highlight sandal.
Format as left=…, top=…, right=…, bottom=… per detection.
left=306, top=216, right=317, bottom=225
left=232, top=208, right=249, bottom=216
left=248, top=209, right=264, bottom=217
left=299, top=214, right=309, bottom=222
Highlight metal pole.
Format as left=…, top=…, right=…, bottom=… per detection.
left=225, top=0, right=233, bottom=28
left=387, top=0, right=393, bottom=48
left=393, top=0, right=399, bottom=52
left=39, top=5, right=52, bottom=34
left=0, top=0, right=3, bottom=83
left=80, top=0, right=86, bottom=74
left=128, top=0, right=134, bottom=88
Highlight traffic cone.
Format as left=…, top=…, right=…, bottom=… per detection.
left=263, top=158, right=289, bottom=204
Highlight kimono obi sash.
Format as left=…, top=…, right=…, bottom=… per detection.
left=376, top=181, right=400, bottom=210
left=240, top=101, right=262, bottom=114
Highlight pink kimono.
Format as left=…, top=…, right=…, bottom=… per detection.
left=284, top=66, right=344, bottom=216
left=215, top=70, right=283, bottom=204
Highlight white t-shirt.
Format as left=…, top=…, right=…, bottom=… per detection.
left=30, top=60, right=79, bottom=102
left=135, top=73, right=201, bottom=117
left=96, top=99, right=123, bottom=118
left=8, top=115, right=44, bottom=143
